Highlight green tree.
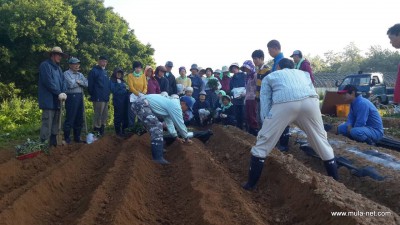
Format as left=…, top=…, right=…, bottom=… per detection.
left=64, top=0, right=155, bottom=75
left=360, top=45, right=400, bottom=72
left=337, top=42, right=364, bottom=74
left=0, top=0, right=77, bottom=95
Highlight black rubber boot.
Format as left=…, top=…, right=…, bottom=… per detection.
left=324, top=158, right=339, bottom=180
left=242, top=155, right=265, bottom=190
left=49, top=134, right=57, bottom=147
left=100, top=125, right=105, bottom=136
left=64, top=130, right=71, bottom=144
left=278, top=126, right=290, bottom=152
left=73, top=129, right=83, bottom=143
left=151, top=140, right=170, bottom=164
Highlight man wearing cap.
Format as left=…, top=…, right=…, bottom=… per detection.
left=88, top=56, right=110, bottom=136
left=63, top=57, right=88, bottom=143
left=165, top=61, right=178, bottom=95
left=242, top=58, right=338, bottom=191
left=188, top=64, right=204, bottom=101
left=387, top=24, right=400, bottom=104
left=267, top=40, right=289, bottom=151
left=337, top=85, right=384, bottom=145
left=290, top=50, right=315, bottom=84
left=229, top=62, right=246, bottom=130
left=38, top=46, right=68, bottom=146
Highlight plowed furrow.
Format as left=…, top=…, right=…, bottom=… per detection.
left=207, top=125, right=400, bottom=225
left=0, top=146, right=82, bottom=213
left=0, top=136, right=121, bottom=225
left=74, top=136, right=137, bottom=225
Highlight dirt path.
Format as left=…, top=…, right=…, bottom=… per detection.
left=0, top=126, right=398, bottom=225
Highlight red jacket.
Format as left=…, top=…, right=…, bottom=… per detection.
left=147, top=77, right=160, bottom=94
left=299, top=59, right=315, bottom=84
left=394, top=64, right=400, bottom=103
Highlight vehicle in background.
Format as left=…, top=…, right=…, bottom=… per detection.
left=335, top=72, right=393, bottom=105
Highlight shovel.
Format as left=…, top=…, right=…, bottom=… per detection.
left=83, top=94, right=95, bottom=144
left=56, top=100, right=65, bottom=146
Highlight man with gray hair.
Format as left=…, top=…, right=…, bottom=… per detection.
left=63, top=57, right=88, bottom=143
left=38, top=46, right=68, bottom=146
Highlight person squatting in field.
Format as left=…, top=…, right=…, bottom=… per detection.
left=242, top=58, right=338, bottom=190
left=131, top=94, right=193, bottom=164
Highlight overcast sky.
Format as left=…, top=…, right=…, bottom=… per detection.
left=104, top=0, right=399, bottom=74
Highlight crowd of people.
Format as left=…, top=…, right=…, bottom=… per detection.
left=37, top=22, right=400, bottom=188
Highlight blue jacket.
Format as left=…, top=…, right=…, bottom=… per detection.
left=88, top=65, right=110, bottom=102
left=346, top=95, right=384, bottom=136
left=38, top=59, right=67, bottom=110
left=272, top=52, right=284, bottom=72
left=189, top=75, right=204, bottom=100
left=145, top=94, right=188, bottom=138
left=110, top=80, right=128, bottom=99
left=229, top=72, right=246, bottom=105
left=165, top=72, right=177, bottom=95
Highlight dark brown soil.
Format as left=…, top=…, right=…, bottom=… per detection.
left=0, top=126, right=398, bottom=225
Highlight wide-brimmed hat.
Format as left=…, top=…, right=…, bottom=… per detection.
left=199, top=90, right=207, bottom=96
left=229, top=63, right=240, bottom=71
left=241, top=60, right=255, bottom=73
left=190, top=64, right=199, bottom=71
left=49, top=46, right=68, bottom=58
left=221, top=66, right=229, bottom=73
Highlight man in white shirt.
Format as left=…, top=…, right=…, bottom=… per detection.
left=242, top=58, right=338, bottom=190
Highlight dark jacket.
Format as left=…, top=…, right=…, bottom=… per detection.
left=38, top=59, right=67, bottom=110
left=229, top=72, right=246, bottom=105
left=190, top=75, right=204, bottom=100
left=155, top=76, right=169, bottom=93
left=88, top=65, right=110, bottom=102
left=165, top=72, right=177, bottom=95
left=193, top=100, right=210, bottom=117
left=220, top=105, right=235, bottom=126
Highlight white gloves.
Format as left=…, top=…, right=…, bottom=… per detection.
left=138, top=92, right=145, bottom=97
left=58, top=93, right=67, bottom=101
left=220, top=114, right=227, bottom=118
left=117, top=79, right=121, bottom=83
left=216, top=107, right=221, bottom=111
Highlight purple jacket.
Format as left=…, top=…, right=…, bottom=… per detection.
left=218, top=76, right=231, bottom=93
left=299, top=59, right=315, bottom=84
left=147, top=77, right=160, bottom=94
left=245, top=72, right=257, bottom=101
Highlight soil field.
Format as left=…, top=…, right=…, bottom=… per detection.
left=0, top=124, right=399, bottom=225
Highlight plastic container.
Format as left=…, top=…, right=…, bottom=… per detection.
left=336, top=104, right=350, bottom=117
left=16, top=151, right=42, bottom=160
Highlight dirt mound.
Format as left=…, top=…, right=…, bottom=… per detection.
left=0, top=126, right=398, bottom=225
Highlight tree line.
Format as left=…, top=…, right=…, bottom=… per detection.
left=0, top=0, right=155, bottom=99
left=1, top=0, right=399, bottom=100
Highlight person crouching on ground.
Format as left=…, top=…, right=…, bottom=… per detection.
left=242, top=58, right=338, bottom=191
left=215, top=95, right=236, bottom=126
left=110, top=68, right=129, bottom=137
left=193, top=91, right=211, bottom=126
left=336, top=85, right=384, bottom=145
left=131, top=94, right=193, bottom=164
left=180, top=96, right=195, bottom=126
